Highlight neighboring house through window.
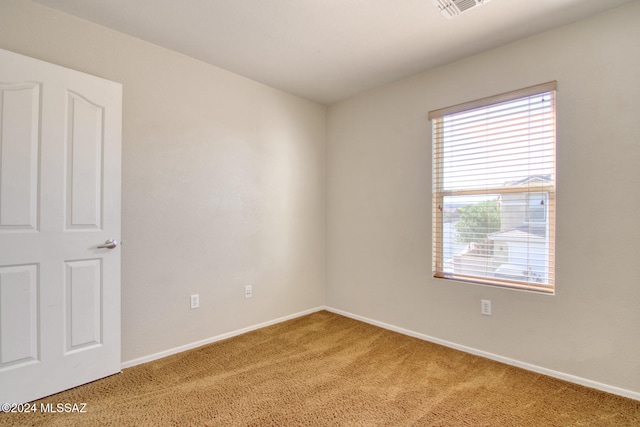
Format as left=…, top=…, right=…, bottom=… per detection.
left=528, top=191, right=547, bottom=223
left=430, top=82, right=557, bottom=293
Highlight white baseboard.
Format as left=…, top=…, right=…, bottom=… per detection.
left=325, top=306, right=640, bottom=402
left=121, top=306, right=325, bottom=369
left=121, top=304, right=639, bottom=401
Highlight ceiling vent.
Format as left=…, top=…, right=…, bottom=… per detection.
left=431, top=0, right=491, bottom=19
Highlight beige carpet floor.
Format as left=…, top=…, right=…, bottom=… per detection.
left=1, top=310, right=639, bottom=426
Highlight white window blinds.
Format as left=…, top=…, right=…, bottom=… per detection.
left=430, top=82, right=556, bottom=293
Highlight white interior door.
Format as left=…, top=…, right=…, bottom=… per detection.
left=0, top=49, right=122, bottom=404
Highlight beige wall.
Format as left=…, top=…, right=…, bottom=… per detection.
left=326, top=2, right=640, bottom=394
left=0, top=0, right=326, bottom=363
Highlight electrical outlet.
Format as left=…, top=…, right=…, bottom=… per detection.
left=244, top=285, right=252, bottom=299
left=481, top=299, right=492, bottom=316
left=190, top=294, right=199, bottom=309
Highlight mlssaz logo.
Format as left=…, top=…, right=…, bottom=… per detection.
left=40, top=403, right=88, bottom=413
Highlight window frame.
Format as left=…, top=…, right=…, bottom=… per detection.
left=429, top=82, right=557, bottom=293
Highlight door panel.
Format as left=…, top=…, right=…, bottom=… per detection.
left=0, top=264, right=38, bottom=367
left=65, top=259, right=102, bottom=352
left=0, top=83, right=40, bottom=230
left=66, top=91, right=103, bottom=230
left=0, top=48, right=121, bottom=404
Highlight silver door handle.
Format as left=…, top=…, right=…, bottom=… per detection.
left=97, top=239, right=118, bottom=249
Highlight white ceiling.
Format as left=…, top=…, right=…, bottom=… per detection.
left=32, top=0, right=636, bottom=105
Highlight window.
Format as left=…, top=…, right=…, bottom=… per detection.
left=429, top=82, right=556, bottom=293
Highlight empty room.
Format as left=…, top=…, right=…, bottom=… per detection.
left=0, top=0, right=639, bottom=425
